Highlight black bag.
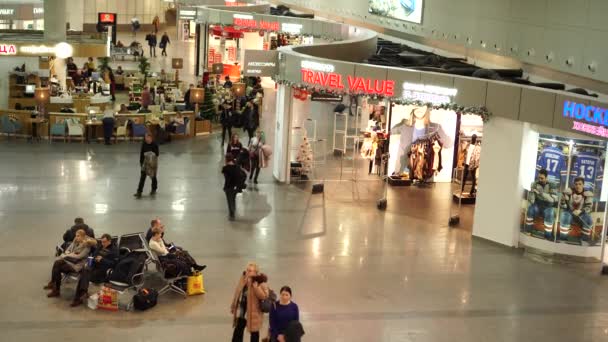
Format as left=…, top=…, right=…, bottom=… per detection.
left=232, top=113, right=244, bottom=128
left=260, top=289, right=277, bottom=313
left=132, top=288, right=158, bottom=311
left=236, top=168, right=247, bottom=192
left=108, top=251, right=147, bottom=285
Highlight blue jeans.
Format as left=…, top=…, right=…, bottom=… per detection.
left=559, top=210, right=593, bottom=241
left=525, top=203, right=555, bottom=239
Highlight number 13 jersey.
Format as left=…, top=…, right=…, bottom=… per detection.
left=570, top=151, right=602, bottom=191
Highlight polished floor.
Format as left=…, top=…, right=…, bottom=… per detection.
left=2, top=131, right=608, bottom=342
left=4, top=30, right=608, bottom=342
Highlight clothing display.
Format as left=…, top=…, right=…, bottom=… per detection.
left=535, top=144, right=567, bottom=184
left=461, top=140, right=481, bottom=193
left=407, top=133, right=443, bottom=181
left=570, top=150, right=603, bottom=191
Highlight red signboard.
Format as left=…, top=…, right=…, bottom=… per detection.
left=233, top=18, right=280, bottom=31
left=98, top=12, right=116, bottom=24
left=300, top=69, right=396, bottom=97
left=0, top=44, right=17, bottom=55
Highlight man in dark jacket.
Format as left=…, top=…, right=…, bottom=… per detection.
left=220, top=101, right=233, bottom=146
left=184, top=84, right=194, bottom=110
left=134, top=133, right=159, bottom=198
left=60, top=217, right=95, bottom=252
left=160, top=32, right=170, bottom=56
left=145, top=32, right=157, bottom=57
left=71, top=234, right=118, bottom=307
left=222, top=154, right=243, bottom=221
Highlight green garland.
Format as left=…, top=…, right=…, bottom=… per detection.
left=274, top=79, right=493, bottom=123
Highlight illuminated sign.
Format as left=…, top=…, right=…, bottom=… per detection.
left=243, top=50, right=278, bottom=76
left=0, top=44, right=16, bottom=55
left=301, top=60, right=334, bottom=72
left=282, top=23, right=302, bottom=34
left=232, top=14, right=280, bottom=31
left=402, top=82, right=458, bottom=104
left=33, top=7, right=43, bottom=14
left=0, top=9, right=14, bottom=16
left=300, top=67, right=396, bottom=97
left=98, top=13, right=116, bottom=24
left=179, top=9, right=196, bottom=19
left=564, top=101, right=608, bottom=138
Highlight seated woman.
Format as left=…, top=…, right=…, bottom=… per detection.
left=148, top=228, right=206, bottom=277
left=45, top=229, right=96, bottom=298
left=166, top=112, right=185, bottom=133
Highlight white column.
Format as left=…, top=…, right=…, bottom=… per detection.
left=44, top=0, right=67, bottom=42
left=472, top=117, right=537, bottom=247
left=66, top=0, right=85, bottom=31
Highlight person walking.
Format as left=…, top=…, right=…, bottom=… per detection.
left=145, top=32, right=157, bottom=57
left=222, top=154, right=243, bottom=220
left=221, top=101, right=234, bottom=146
left=248, top=130, right=264, bottom=184
left=101, top=108, right=115, bottom=145
left=160, top=32, right=170, bottom=57
left=243, top=101, right=259, bottom=144
left=269, top=286, right=301, bottom=342
left=230, top=262, right=270, bottom=342
left=134, top=133, right=159, bottom=198
left=152, top=15, right=160, bottom=33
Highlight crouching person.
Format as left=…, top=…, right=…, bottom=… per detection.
left=45, top=229, right=96, bottom=298
left=71, top=233, right=118, bottom=307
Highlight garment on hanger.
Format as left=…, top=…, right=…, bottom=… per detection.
left=407, top=132, right=442, bottom=181
left=469, top=142, right=481, bottom=169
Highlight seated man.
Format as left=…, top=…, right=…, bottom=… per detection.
left=45, top=229, right=96, bottom=298
left=524, top=169, right=558, bottom=240
left=60, top=217, right=95, bottom=253
left=71, top=234, right=119, bottom=307
left=559, top=177, right=594, bottom=244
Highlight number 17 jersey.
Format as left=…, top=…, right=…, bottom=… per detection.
left=536, top=145, right=567, bottom=184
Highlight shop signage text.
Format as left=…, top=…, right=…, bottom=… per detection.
left=300, top=68, right=395, bottom=96
left=311, top=92, right=343, bottom=102
left=0, top=44, right=16, bottom=55
left=243, top=50, right=279, bottom=77
left=233, top=14, right=280, bottom=31
left=402, top=82, right=457, bottom=104
left=0, top=9, right=14, bottom=16
left=179, top=9, right=196, bottom=20
left=33, top=8, right=43, bottom=14
left=282, top=23, right=302, bottom=34
left=564, top=101, right=608, bottom=138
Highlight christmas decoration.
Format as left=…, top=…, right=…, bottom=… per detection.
left=199, top=87, right=216, bottom=120
left=297, top=136, right=314, bottom=174
left=273, top=79, right=493, bottom=123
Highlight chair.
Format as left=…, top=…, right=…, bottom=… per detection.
left=1, top=115, right=23, bottom=139
left=174, top=117, right=190, bottom=135
left=66, top=118, right=84, bottom=142
left=118, top=232, right=147, bottom=252
left=106, top=250, right=147, bottom=311
left=116, top=120, right=129, bottom=141
left=142, top=241, right=188, bottom=298
left=131, top=123, right=147, bottom=140
left=49, top=119, right=67, bottom=143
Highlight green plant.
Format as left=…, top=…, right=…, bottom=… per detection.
left=138, top=56, right=150, bottom=85
left=200, top=87, right=216, bottom=120
left=97, top=57, right=111, bottom=73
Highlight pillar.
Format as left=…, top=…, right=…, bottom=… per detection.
left=472, top=117, right=538, bottom=247
left=44, top=0, right=68, bottom=90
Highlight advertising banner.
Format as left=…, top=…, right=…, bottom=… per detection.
left=242, top=50, right=278, bottom=77
left=368, top=0, right=424, bottom=24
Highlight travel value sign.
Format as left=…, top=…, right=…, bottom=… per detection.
left=300, top=60, right=395, bottom=96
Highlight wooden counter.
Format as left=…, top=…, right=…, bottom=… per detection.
left=0, top=109, right=48, bottom=137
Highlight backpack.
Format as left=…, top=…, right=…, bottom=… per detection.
left=260, top=289, right=277, bottom=313
left=132, top=288, right=158, bottom=311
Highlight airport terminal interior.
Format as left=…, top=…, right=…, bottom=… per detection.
left=2, top=0, right=608, bottom=341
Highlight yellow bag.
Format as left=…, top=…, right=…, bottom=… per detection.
left=187, top=272, right=205, bottom=296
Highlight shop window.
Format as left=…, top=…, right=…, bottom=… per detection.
left=520, top=134, right=607, bottom=249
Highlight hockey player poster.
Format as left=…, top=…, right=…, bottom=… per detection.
left=521, top=134, right=607, bottom=247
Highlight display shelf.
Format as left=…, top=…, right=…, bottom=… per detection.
left=388, top=176, right=412, bottom=186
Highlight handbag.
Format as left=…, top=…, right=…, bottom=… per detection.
left=187, top=271, right=205, bottom=296
left=97, top=286, right=119, bottom=311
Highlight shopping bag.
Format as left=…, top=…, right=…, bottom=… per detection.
left=87, top=293, right=98, bottom=310
left=97, top=286, right=119, bottom=311
left=187, top=271, right=205, bottom=296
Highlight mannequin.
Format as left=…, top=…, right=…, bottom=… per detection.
left=461, top=134, right=481, bottom=195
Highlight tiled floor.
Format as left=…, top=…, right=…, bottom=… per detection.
left=3, top=28, right=608, bottom=342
